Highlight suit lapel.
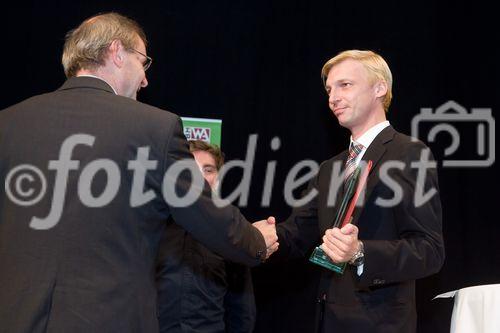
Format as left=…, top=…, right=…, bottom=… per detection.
left=321, top=150, right=348, bottom=233
left=338, top=150, right=350, bottom=198
left=322, top=126, right=397, bottom=230
left=351, top=126, right=396, bottom=225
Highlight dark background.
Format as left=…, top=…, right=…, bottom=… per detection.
left=1, top=1, right=498, bottom=332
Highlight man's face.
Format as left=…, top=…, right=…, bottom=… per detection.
left=192, top=150, right=219, bottom=189
left=325, top=59, right=381, bottom=134
left=120, top=37, right=149, bottom=100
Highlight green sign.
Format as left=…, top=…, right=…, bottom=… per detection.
left=180, top=117, right=222, bottom=146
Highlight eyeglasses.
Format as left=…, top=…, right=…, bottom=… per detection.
left=129, top=48, right=153, bottom=71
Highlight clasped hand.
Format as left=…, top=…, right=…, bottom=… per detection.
left=320, top=224, right=360, bottom=263
left=252, top=217, right=279, bottom=259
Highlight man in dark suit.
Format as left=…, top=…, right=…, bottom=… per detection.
left=156, top=140, right=256, bottom=333
left=263, top=50, right=445, bottom=332
left=0, top=13, right=276, bottom=333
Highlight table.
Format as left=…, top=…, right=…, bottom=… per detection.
left=449, top=284, right=500, bottom=333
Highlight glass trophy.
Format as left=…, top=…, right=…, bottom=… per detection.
left=309, top=167, right=361, bottom=274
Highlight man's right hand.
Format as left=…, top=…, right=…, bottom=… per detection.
left=253, top=216, right=279, bottom=259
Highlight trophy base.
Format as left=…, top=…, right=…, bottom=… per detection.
left=309, top=246, right=346, bottom=274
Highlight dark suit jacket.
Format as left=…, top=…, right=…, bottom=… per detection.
left=156, top=219, right=256, bottom=333
left=0, top=77, right=266, bottom=333
left=277, top=126, right=445, bottom=333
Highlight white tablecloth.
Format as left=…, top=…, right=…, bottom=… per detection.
left=448, top=284, right=500, bottom=333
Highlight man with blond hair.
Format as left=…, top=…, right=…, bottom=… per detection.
left=267, top=50, right=444, bottom=332
left=0, top=13, right=277, bottom=332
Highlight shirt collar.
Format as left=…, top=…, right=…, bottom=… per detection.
left=76, top=74, right=118, bottom=95
left=350, top=120, right=390, bottom=150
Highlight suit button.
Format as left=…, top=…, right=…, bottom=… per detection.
left=256, top=250, right=265, bottom=261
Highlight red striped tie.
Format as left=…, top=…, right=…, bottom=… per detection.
left=344, top=142, right=364, bottom=185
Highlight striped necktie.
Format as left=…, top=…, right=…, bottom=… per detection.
left=344, top=142, right=364, bottom=185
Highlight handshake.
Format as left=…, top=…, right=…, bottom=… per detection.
left=252, top=217, right=361, bottom=264
left=252, top=217, right=279, bottom=259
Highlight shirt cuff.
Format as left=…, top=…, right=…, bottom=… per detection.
left=357, top=264, right=364, bottom=276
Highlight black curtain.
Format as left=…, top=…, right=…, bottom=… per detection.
left=1, top=1, right=498, bottom=332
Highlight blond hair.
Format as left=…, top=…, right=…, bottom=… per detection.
left=321, top=50, right=393, bottom=111
left=62, top=12, right=147, bottom=78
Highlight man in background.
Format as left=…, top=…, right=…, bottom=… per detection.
left=157, top=140, right=256, bottom=333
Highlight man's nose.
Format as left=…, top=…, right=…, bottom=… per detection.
left=328, top=89, right=339, bottom=105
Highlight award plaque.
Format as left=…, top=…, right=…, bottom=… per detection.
left=309, top=161, right=373, bottom=274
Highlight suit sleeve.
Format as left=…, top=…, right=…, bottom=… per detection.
left=161, top=117, right=267, bottom=267
left=358, top=143, right=445, bottom=288
left=275, top=164, right=322, bottom=260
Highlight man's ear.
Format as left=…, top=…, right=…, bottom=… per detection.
left=109, top=39, right=125, bottom=68
left=374, top=80, right=388, bottom=99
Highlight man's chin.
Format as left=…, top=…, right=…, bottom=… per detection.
left=335, top=115, right=348, bottom=126
left=336, top=117, right=353, bottom=130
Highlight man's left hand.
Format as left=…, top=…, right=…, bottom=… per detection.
left=320, top=224, right=360, bottom=263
